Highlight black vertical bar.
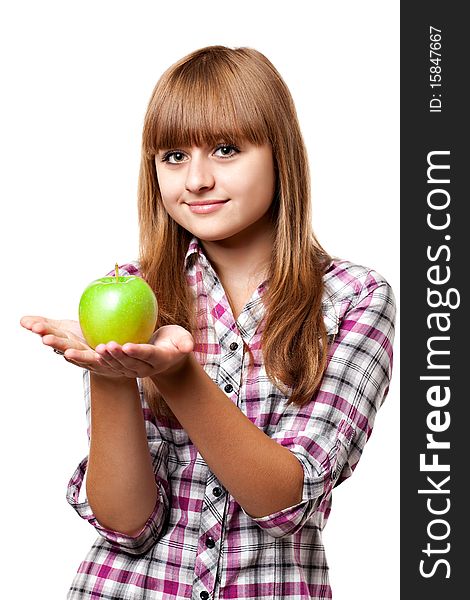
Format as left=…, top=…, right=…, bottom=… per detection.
left=401, top=2, right=467, bottom=597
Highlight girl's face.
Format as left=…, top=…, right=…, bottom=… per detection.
left=154, top=140, right=276, bottom=243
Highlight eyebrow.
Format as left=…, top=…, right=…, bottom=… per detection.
left=157, top=139, right=243, bottom=153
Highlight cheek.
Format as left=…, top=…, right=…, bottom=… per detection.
left=247, top=164, right=276, bottom=206
left=157, top=174, right=181, bottom=205
left=156, top=181, right=180, bottom=220
left=228, top=161, right=275, bottom=201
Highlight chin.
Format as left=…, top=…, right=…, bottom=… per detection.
left=186, top=225, right=240, bottom=242
left=196, top=232, right=235, bottom=242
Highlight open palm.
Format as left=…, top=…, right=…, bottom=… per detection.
left=20, top=315, right=194, bottom=379
left=20, top=316, right=88, bottom=351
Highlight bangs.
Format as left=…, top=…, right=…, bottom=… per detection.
left=143, top=53, right=272, bottom=154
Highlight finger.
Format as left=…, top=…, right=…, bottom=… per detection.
left=174, top=335, right=194, bottom=353
left=98, top=342, right=148, bottom=376
left=120, top=342, right=157, bottom=366
left=45, top=339, right=131, bottom=379
left=149, top=329, right=195, bottom=354
left=162, top=333, right=194, bottom=354
left=42, top=334, right=85, bottom=353
left=63, top=348, right=125, bottom=377
left=122, top=337, right=193, bottom=370
left=64, top=346, right=102, bottom=364
left=63, top=353, right=118, bottom=375
left=20, top=316, right=48, bottom=331
left=31, top=320, right=65, bottom=337
left=94, top=343, right=130, bottom=371
left=63, top=355, right=89, bottom=368
left=41, top=321, right=76, bottom=337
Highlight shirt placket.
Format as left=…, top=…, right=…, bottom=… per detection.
left=191, top=266, right=246, bottom=600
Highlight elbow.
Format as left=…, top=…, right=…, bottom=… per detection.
left=89, top=501, right=159, bottom=539
left=86, top=477, right=161, bottom=539
left=247, top=482, right=303, bottom=520
left=257, top=496, right=320, bottom=540
left=260, top=457, right=304, bottom=517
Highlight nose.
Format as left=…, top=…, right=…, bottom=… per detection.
left=185, top=151, right=215, bottom=193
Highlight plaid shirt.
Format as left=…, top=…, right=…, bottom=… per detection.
left=67, top=236, right=396, bottom=599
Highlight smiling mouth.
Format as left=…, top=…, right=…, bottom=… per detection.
left=186, top=200, right=229, bottom=213
left=186, top=200, right=229, bottom=206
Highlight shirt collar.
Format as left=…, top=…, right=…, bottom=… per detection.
left=184, top=236, right=212, bottom=271
left=184, top=235, right=338, bottom=336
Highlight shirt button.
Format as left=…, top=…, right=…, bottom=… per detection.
left=229, top=342, right=238, bottom=351
left=212, top=486, right=222, bottom=497
left=200, top=592, right=209, bottom=600
left=205, top=536, right=216, bottom=549
left=224, top=384, right=233, bottom=393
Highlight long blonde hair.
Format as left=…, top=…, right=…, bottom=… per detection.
left=137, top=45, right=332, bottom=421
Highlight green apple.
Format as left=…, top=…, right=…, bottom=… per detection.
left=79, top=264, right=158, bottom=349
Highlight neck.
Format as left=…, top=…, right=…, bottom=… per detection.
left=199, top=214, right=275, bottom=286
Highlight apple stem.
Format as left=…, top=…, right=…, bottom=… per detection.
left=115, top=263, right=119, bottom=283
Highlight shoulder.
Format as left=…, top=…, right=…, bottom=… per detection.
left=321, top=258, right=396, bottom=334
left=323, top=258, right=394, bottom=299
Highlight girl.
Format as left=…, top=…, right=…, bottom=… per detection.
left=21, top=46, right=396, bottom=599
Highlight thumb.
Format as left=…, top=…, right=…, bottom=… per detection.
left=173, top=334, right=194, bottom=353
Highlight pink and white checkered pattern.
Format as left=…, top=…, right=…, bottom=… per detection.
left=66, top=236, right=396, bottom=599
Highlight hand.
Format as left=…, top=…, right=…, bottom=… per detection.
left=89, top=326, right=194, bottom=380
left=20, top=316, right=194, bottom=379
left=20, top=315, right=88, bottom=352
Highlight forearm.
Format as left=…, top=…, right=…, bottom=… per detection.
left=86, top=374, right=158, bottom=536
left=152, top=354, right=304, bottom=518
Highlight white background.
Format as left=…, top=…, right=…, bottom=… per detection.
left=1, top=1, right=399, bottom=598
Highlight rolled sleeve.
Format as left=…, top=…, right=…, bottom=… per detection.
left=242, top=419, right=354, bottom=538
left=243, top=271, right=396, bottom=539
left=66, top=371, right=171, bottom=555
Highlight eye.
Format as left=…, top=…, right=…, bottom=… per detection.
left=213, top=144, right=240, bottom=158
left=159, top=144, right=240, bottom=164
left=160, top=150, right=187, bottom=164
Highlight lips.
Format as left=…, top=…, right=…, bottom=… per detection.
left=186, top=200, right=229, bottom=214
left=186, top=199, right=228, bottom=206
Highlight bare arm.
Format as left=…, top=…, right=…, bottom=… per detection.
left=152, top=353, right=304, bottom=518
left=85, top=374, right=158, bottom=536
left=21, top=316, right=302, bottom=527
left=20, top=317, right=190, bottom=537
